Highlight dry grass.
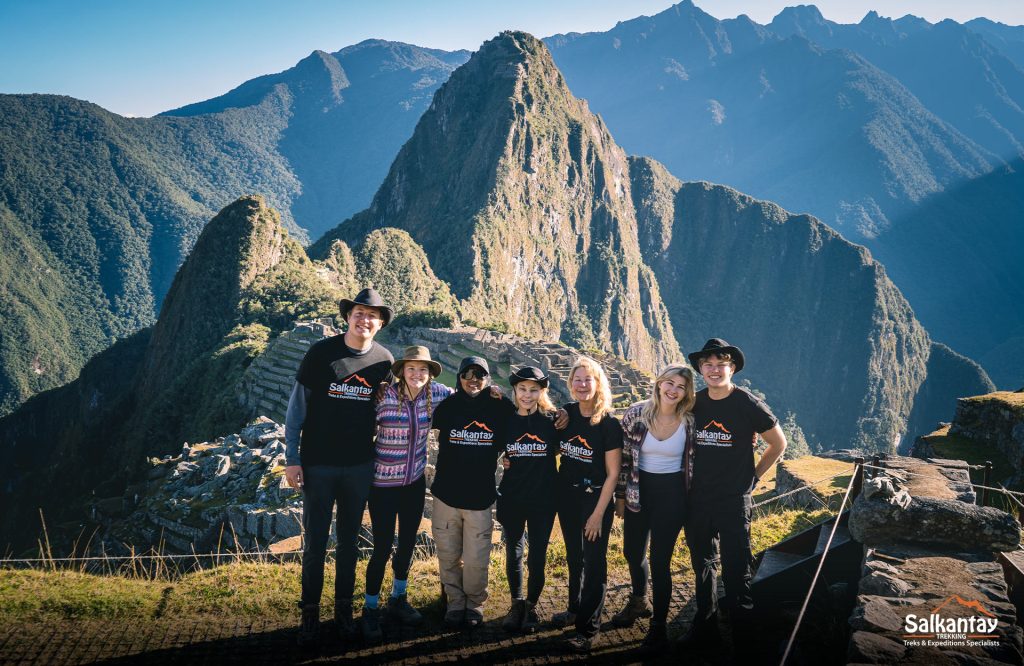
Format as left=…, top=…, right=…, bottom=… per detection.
left=778, top=456, right=855, bottom=501
left=0, top=502, right=835, bottom=623
left=962, top=390, right=1024, bottom=408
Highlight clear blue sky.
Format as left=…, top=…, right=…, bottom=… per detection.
left=3, top=0, right=1022, bottom=117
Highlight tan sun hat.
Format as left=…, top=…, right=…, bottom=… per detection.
left=392, top=345, right=442, bottom=377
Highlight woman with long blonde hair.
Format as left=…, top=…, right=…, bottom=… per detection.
left=611, top=363, right=696, bottom=653
left=553, top=356, right=623, bottom=654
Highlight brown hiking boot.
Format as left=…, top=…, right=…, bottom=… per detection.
left=612, top=593, right=653, bottom=628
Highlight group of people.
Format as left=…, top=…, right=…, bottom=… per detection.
left=284, top=288, right=788, bottom=655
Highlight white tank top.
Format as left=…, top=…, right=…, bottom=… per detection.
left=638, top=421, right=686, bottom=474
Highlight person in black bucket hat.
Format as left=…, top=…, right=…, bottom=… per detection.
left=679, top=339, right=787, bottom=652
left=497, top=366, right=558, bottom=634
left=283, top=288, right=395, bottom=646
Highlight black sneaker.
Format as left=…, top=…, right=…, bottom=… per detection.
left=611, top=593, right=653, bottom=628
left=565, top=633, right=593, bottom=654
left=639, top=621, right=669, bottom=655
left=502, top=599, right=526, bottom=632
left=387, top=594, right=423, bottom=626
left=297, top=603, right=320, bottom=646
left=443, top=609, right=464, bottom=630
left=361, top=605, right=383, bottom=644
left=465, top=608, right=484, bottom=628
left=335, top=599, right=356, bottom=641
left=676, top=617, right=721, bottom=650
left=551, top=609, right=577, bottom=628
left=522, top=600, right=540, bottom=634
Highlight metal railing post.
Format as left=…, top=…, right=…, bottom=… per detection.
left=982, top=461, right=993, bottom=506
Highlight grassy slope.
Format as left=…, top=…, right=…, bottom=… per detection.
left=0, top=509, right=827, bottom=623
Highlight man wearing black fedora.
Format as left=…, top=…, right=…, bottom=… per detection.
left=285, top=288, right=395, bottom=646
left=680, top=338, right=787, bottom=649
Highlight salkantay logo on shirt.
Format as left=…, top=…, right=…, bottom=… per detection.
left=902, top=595, right=1001, bottom=648
left=449, top=421, right=495, bottom=446
left=328, top=373, right=375, bottom=401
left=560, top=434, right=592, bottom=462
left=507, top=432, right=548, bottom=457
left=695, top=419, right=733, bottom=447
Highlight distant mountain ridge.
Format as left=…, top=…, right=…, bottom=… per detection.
left=2, top=3, right=1022, bottom=421
left=0, top=41, right=467, bottom=416
left=544, top=1, right=1024, bottom=387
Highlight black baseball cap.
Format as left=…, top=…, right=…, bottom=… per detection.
left=458, top=356, right=490, bottom=376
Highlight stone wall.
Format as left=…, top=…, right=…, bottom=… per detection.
left=237, top=320, right=338, bottom=424
left=390, top=325, right=654, bottom=408
left=103, top=417, right=304, bottom=552
left=950, top=391, right=1024, bottom=480
left=845, top=455, right=1023, bottom=664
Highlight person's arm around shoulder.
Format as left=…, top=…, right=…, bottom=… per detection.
left=284, top=381, right=311, bottom=489
left=614, top=404, right=640, bottom=518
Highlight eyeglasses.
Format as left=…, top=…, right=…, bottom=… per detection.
left=461, top=369, right=486, bottom=380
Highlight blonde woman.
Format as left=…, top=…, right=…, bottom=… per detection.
left=553, top=357, right=623, bottom=654
left=612, top=364, right=696, bottom=653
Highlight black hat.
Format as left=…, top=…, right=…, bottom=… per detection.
left=509, top=366, right=549, bottom=389
left=458, top=356, right=490, bottom=376
left=339, top=288, right=393, bottom=327
left=688, top=338, right=745, bottom=373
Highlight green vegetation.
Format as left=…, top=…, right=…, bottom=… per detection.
left=919, top=425, right=1014, bottom=487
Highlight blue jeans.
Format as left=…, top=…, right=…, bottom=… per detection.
left=300, top=462, right=373, bottom=606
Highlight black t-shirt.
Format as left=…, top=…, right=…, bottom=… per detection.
left=557, top=403, right=623, bottom=489
left=690, top=386, right=778, bottom=499
left=296, top=336, right=393, bottom=467
left=497, top=410, right=559, bottom=507
left=430, top=390, right=515, bottom=510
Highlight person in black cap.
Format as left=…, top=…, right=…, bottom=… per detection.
left=679, top=338, right=787, bottom=649
left=284, top=288, right=395, bottom=646
left=429, top=355, right=515, bottom=629
left=497, top=366, right=560, bottom=634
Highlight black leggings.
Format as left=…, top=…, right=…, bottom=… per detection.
left=497, top=501, right=556, bottom=603
left=622, top=470, right=686, bottom=623
left=365, top=475, right=426, bottom=596
left=558, top=484, right=614, bottom=638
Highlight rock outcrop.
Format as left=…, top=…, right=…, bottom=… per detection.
left=102, top=420, right=303, bottom=552
left=845, top=454, right=1024, bottom=663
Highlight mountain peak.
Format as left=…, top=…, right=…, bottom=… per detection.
left=769, top=4, right=831, bottom=39
left=143, top=196, right=293, bottom=392
left=312, top=31, right=679, bottom=369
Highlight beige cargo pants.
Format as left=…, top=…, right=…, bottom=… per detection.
left=431, top=497, right=494, bottom=614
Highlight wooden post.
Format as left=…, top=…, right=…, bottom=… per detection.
left=852, top=457, right=865, bottom=499
left=982, top=461, right=993, bottom=506
left=870, top=455, right=881, bottom=480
